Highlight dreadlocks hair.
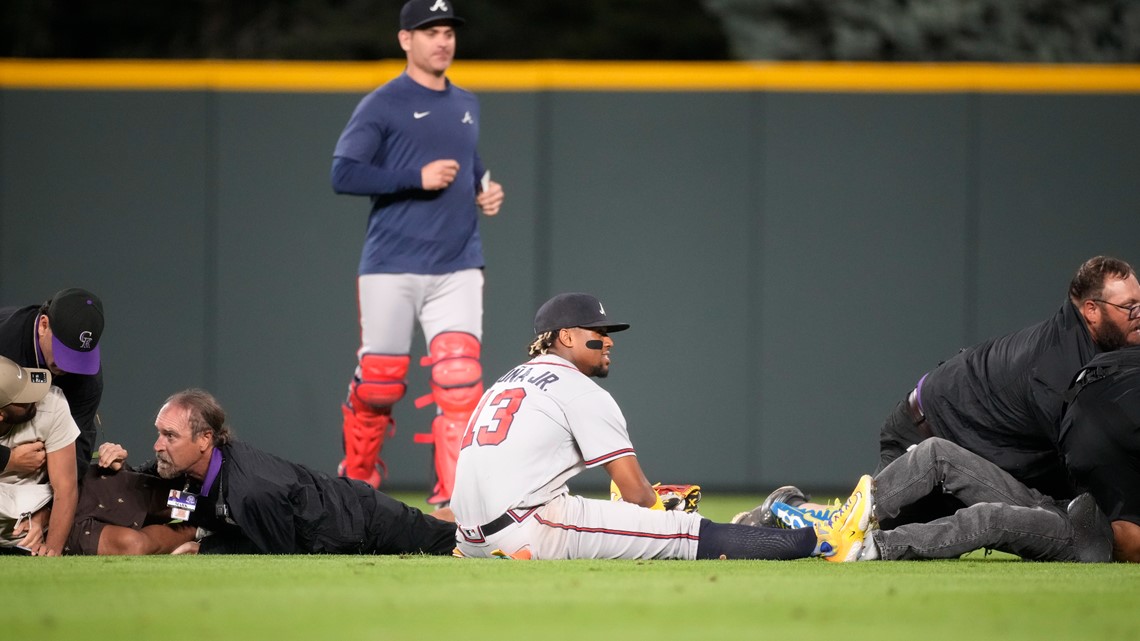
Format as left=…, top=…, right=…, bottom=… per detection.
left=1069, top=256, right=1135, bottom=302
left=528, top=331, right=555, bottom=357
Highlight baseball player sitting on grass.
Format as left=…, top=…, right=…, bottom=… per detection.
left=450, top=292, right=871, bottom=561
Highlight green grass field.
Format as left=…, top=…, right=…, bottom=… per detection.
left=6, top=492, right=1138, bottom=641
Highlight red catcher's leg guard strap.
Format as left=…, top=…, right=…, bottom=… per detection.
left=340, top=354, right=409, bottom=489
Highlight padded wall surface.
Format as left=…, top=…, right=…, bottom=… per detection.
left=3, top=86, right=1137, bottom=491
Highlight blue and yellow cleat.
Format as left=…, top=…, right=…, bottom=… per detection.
left=814, top=474, right=874, bottom=563
left=770, top=500, right=839, bottom=529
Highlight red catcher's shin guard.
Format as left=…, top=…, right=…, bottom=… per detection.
left=339, top=403, right=392, bottom=488
left=413, top=332, right=483, bottom=504
left=424, top=414, right=467, bottom=505
left=339, top=354, right=409, bottom=488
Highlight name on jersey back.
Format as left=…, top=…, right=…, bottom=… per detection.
left=497, top=365, right=560, bottom=391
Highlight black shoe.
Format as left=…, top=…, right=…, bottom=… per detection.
left=731, top=485, right=809, bottom=527
left=1067, top=492, right=1112, bottom=563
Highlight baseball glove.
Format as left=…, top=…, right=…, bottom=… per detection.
left=654, top=483, right=702, bottom=513
left=610, top=480, right=701, bottom=513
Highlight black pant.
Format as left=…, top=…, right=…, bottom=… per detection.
left=877, top=396, right=929, bottom=474
left=362, top=490, right=456, bottom=555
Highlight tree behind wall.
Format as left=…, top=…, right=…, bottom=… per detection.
left=2, top=0, right=1137, bottom=61
left=704, top=0, right=1140, bottom=61
left=0, top=0, right=729, bottom=60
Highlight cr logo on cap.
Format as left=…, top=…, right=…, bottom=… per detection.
left=79, top=331, right=93, bottom=350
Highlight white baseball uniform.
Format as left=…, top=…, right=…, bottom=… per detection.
left=450, top=354, right=703, bottom=560
left=357, top=269, right=484, bottom=355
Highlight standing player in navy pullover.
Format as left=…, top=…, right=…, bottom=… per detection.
left=330, top=0, right=504, bottom=506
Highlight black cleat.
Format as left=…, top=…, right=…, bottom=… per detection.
left=731, top=485, right=810, bottom=527
left=1067, top=492, right=1113, bottom=563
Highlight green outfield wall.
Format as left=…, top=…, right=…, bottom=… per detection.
left=3, top=61, right=1139, bottom=492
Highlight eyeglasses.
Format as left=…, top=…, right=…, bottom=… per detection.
left=1092, top=299, right=1140, bottom=320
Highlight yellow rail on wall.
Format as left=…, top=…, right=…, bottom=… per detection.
left=2, top=59, right=1140, bottom=93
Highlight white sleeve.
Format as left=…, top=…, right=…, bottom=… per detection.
left=565, top=389, right=636, bottom=468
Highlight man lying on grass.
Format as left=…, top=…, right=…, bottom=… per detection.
left=85, top=389, right=455, bottom=555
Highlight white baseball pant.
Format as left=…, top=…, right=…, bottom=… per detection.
left=456, top=493, right=703, bottom=560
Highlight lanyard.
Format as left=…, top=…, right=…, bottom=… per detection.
left=201, top=448, right=223, bottom=496
left=168, top=448, right=225, bottom=521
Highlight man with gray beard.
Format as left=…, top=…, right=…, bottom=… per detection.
left=141, top=388, right=456, bottom=555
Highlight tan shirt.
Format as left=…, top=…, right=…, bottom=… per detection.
left=0, top=387, right=80, bottom=543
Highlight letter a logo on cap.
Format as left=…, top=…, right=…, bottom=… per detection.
left=430, top=0, right=448, bottom=11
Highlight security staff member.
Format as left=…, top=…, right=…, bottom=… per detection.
left=1061, top=345, right=1140, bottom=562
left=0, top=288, right=104, bottom=480
left=879, top=256, right=1140, bottom=499
left=140, top=388, right=455, bottom=555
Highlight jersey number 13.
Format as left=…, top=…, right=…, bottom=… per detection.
left=460, top=387, right=528, bottom=449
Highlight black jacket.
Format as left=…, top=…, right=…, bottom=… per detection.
left=0, top=305, right=103, bottom=478
left=1060, top=346, right=1140, bottom=525
left=148, top=440, right=454, bottom=555
left=920, top=301, right=1098, bottom=498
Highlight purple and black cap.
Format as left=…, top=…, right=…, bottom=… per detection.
left=46, top=288, right=104, bottom=376
left=534, top=293, right=630, bottom=335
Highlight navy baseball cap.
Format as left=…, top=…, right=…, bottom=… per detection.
left=46, top=288, right=104, bottom=376
left=534, top=293, right=630, bottom=335
left=400, top=0, right=465, bottom=30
